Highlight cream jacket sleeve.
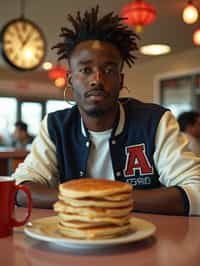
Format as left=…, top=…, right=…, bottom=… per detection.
left=154, top=111, right=200, bottom=216
left=12, top=115, right=59, bottom=188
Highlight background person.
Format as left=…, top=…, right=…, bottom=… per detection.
left=12, top=121, right=34, bottom=149
left=178, top=111, right=200, bottom=156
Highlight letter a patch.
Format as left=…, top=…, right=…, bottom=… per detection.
left=124, top=144, right=153, bottom=177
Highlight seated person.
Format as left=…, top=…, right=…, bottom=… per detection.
left=13, top=6, right=200, bottom=216
left=178, top=111, right=200, bottom=156
left=12, top=121, right=34, bottom=149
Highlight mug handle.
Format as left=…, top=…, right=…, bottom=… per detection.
left=12, top=184, right=32, bottom=227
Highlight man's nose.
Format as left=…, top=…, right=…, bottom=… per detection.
left=89, top=70, right=103, bottom=87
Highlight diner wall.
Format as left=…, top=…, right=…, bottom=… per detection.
left=125, top=47, right=200, bottom=103
left=0, top=67, right=71, bottom=100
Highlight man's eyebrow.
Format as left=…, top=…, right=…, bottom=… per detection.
left=104, top=61, right=118, bottom=66
left=79, top=60, right=93, bottom=65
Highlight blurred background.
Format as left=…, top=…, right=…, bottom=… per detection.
left=0, top=0, right=200, bottom=141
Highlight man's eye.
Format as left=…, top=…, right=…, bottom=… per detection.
left=80, top=67, right=92, bottom=74
left=104, top=68, right=114, bottom=74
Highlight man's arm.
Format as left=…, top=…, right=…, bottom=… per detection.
left=153, top=111, right=200, bottom=216
left=13, top=116, right=60, bottom=208
left=133, top=187, right=187, bottom=215
left=16, top=181, right=58, bottom=209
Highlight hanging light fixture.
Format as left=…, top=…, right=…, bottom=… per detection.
left=48, top=65, right=67, bottom=80
left=193, top=28, right=200, bottom=45
left=121, top=0, right=156, bottom=33
left=140, top=44, right=171, bottom=55
left=54, top=77, right=66, bottom=88
left=182, top=0, right=199, bottom=24
left=48, top=65, right=67, bottom=88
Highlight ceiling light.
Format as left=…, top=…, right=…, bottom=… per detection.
left=182, top=1, right=199, bottom=24
left=54, top=77, right=66, bottom=88
left=193, top=28, right=200, bottom=45
left=140, top=44, right=171, bottom=55
left=43, top=62, right=53, bottom=70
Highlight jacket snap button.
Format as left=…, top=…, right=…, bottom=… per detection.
left=86, top=141, right=90, bottom=147
left=116, top=171, right=121, bottom=177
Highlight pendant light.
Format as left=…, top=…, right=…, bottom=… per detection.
left=193, top=28, right=200, bottom=45
left=182, top=0, right=199, bottom=24
left=121, top=0, right=156, bottom=33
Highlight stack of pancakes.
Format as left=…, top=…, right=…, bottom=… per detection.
left=54, top=178, right=133, bottom=239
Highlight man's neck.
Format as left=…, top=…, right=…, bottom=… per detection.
left=80, top=106, right=118, bottom=132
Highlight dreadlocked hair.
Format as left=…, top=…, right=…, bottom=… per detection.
left=52, top=6, right=139, bottom=68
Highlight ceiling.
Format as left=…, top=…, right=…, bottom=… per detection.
left=0, top=0, right=199, bottom=70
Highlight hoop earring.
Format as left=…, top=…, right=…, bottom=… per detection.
left=64, top=85, right=75, bottom=106
left=121, top=86, right=130, bottom=94
left=119, top=85, right=131, bottom=104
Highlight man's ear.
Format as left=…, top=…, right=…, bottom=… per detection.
left=120, top=73, right=124, bottom=90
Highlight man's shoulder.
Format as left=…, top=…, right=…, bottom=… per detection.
left=47, top=104, right=79, bottom=122
left=47, top=104, right=81, bottom=135
left=120, top=97, right=168, bottom=113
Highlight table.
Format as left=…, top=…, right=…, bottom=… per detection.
left=0, top=148, right=28, bottom=175
left=0, top=208, right=199, bottom=266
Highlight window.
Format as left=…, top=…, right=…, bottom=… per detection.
left=159, top=73, right=200, bottom=118
left=21, top=102, right=43, bottom=136
left=0, top=97, right=75, bottom=143
left=0, top=97, right=17, bottom=145
left=46, top=100, right=75, bottom=114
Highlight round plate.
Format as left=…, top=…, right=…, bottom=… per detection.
left=24, top=216, right=156, bottom=249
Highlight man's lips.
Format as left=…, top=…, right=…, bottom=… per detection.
left=85, top=89, right=107, bottom=98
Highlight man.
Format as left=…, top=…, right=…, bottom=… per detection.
left=178, top=111, right=200, bottom=156
left=12, top=121, right=34, bottom=149
left=14, top=6, right=200, bottom=215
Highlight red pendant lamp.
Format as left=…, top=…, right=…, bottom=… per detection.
left=48, top=65, right=67, bottom=88
left=48, top=65, right=67, bottom=81
left=121, top=0, right=156, bottom=33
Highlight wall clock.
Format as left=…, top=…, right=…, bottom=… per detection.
left=1, top=18, right=46, bottom=71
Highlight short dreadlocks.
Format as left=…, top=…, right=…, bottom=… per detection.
left=52, top=6, right=139, bottom=68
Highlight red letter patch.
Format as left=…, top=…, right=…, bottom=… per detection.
left=124, top=144, right=153, bottom=177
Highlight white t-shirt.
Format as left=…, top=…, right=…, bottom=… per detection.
left=87, top=129, right=114, bottom=180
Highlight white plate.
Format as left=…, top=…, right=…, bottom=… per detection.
left=24, top=216, right=156, bottom=249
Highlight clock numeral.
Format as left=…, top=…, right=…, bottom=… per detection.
left=4, top=39, right=12, bottom=45
left=33, top=36, right=42, bottom=42
left=6, top=47, right=14, bottom=54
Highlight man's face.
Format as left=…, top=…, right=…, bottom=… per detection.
left=68, top=40, right=123, bottom=117
left=13, top=127, right=25, bottom=141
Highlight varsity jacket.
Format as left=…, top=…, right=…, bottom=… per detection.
left=13, top=98, right=200, bottom=215
left=47, top=98, right=167, bottom=189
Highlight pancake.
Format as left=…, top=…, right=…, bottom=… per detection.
left=58, top=212, right=131, bottom=226
left=59, top=220, right=109, bottom=229
left=59, top=178, right=132, bottom=198
left=54, top=201, right=133, bottom=218
left=102, top=192, right=132, bottom=201
left=58, top=222, right=131, bottom=239
left=58, top=194, right=133, bottom=208
left=54, top=178, right=134, bottom=239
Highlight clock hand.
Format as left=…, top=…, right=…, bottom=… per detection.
left=14, top=25, right=24, bottom=44
left=22, top=30, right=34, bottom=47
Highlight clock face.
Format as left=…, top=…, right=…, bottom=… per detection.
left=1, top=18, right=46, bottom=70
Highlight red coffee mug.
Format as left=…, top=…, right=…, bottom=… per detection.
left=0, top=177, right=32, bottom=237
